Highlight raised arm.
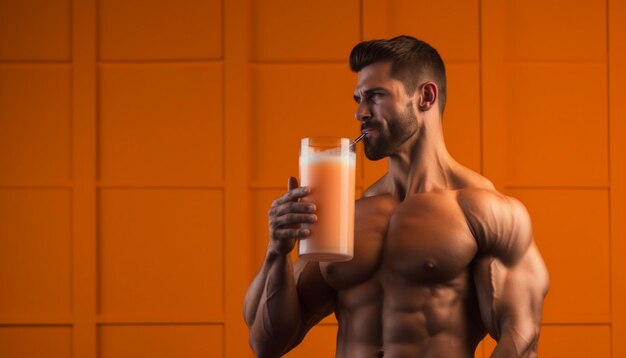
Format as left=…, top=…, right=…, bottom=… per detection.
left=461, top=190, right=549, bottom=357
left=243, top=177, right=336, bottom=357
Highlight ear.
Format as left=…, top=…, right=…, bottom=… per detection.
left=418, top=82, right=438, bottom=112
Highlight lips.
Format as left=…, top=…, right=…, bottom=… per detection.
left=361, top=122, right=378, bottom=134
left=361, top=123, right=379, bottom=139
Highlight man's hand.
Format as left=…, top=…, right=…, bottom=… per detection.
left=268, top=176, right=317, bottom=255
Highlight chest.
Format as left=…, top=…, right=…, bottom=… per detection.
left=321, top=192, right=478, bottom=289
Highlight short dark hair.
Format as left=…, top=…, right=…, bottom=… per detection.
left=349, top=35, right=447, bottom=114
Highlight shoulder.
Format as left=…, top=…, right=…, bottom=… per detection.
left=361, top=172, right=391, bottom=198
left=357, top=188, right=398, bottom=217
left=457, top=188, right=533, bottom=265
left=359, top=173, right=401, bottom=214
left=457, top=187, right=529, bottom=221
left=450, top=163, right=528, bottom=233
left=450, top=163, right=496, bottom=191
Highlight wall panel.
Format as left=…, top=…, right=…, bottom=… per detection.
left=0, top=0, right=71, bottom=61
left=98, top=324, right=223, bottom=358
left=98, top=63, right=223, bottom=186
left=503, top=0, right=606, bottom=62
left=0, top=189, right=72, bottom=320
left=0, top=65, right=71, bottom=185
left=97, top=189, right=224, bottom=320
left=0, top=326, right=72, bottom=358
left=98, top=0, right=223, bottom=60
left=504, top=64, right=608, bottom=187
left=252, top=0, right=359, bottom=62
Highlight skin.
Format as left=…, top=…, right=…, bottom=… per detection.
left=244, top=61, right=550, bottom=357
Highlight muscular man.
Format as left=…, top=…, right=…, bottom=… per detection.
left=244, top=35, right=549, bottom=357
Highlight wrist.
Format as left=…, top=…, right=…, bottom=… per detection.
left=265, top=246, right=290, bottom=262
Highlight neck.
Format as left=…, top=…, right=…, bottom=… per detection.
left=386, top=119, right=455, bottom=198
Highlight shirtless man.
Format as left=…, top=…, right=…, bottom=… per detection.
left=243, top=35, right=549, bottom=357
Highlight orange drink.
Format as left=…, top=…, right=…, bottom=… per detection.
left=299, top=137, right=356, bottom=262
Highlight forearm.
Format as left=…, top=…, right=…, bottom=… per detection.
left=491, top=320, right=539, bottom=358
left=244, top=251, right=303, bottom=356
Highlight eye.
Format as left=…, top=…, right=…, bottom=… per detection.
left=366, top=92, right=385, bottom=103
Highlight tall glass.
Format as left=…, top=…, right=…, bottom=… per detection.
left=299, top=137, right=356, bottom=262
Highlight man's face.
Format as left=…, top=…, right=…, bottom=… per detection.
left=353, top=62, right=418, bottom=161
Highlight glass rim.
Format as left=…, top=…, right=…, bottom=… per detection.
left=301, top=136, right=350, bottom=144
left=300, top=136, right=354, bottom=154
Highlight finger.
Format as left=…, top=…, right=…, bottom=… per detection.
left=269, top=202, right=316, bottom=217
left=271, top=213, right=317, bottom=229
left=273, top=228, right=311, bottom=240
left=288, top=176, right=299, bottom=191
left=272, top=186, right=310, bottom=206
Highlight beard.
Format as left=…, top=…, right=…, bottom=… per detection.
left=363, top=103, right=418, bottom=161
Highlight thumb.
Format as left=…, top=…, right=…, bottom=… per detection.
left=288, top=176, right=299, bottom=191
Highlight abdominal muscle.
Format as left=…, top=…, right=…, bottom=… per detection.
left=333, top=271, right=485, bottom=358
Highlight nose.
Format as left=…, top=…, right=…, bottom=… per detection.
left=355, top=101, right=371, bottom=122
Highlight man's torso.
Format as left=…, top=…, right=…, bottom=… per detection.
left=318, top=186, right=489, bottom=357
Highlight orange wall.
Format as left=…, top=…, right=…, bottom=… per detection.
left=0, top=0, right=625, bottom=357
